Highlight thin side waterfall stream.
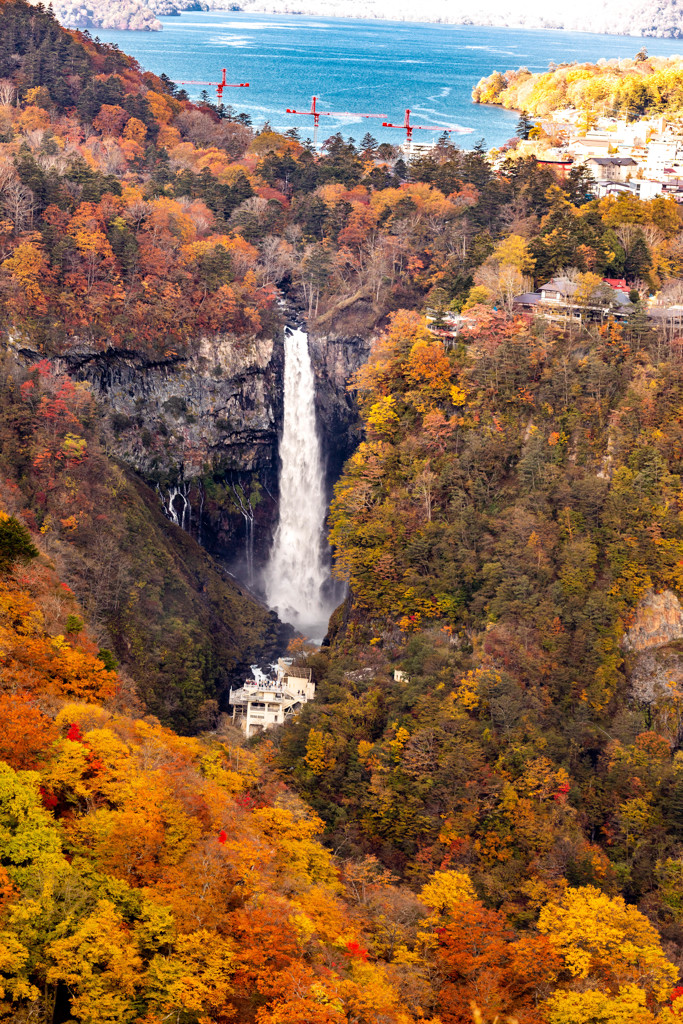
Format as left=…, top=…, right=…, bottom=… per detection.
left=264, top=327, right=337, bottom=639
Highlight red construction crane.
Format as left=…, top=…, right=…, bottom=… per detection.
left=381, top=109, right=468, bottom=145
left=178, top=69, right=249, bottom=102
left=286, top=96, right=386, bottom=148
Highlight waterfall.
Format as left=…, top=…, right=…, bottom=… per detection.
left=264, top=327, right=335, bottom=637
left=231, top=483, right=255, bottom=586
left=160, top=483, right=191, bottom=532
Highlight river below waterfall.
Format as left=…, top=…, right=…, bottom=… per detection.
left=264, top=327, right=341, bottom=640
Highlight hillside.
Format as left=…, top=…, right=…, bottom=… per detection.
left=0, top=357, right=286, bottom=733
left=34, top=0, right=683, bottom=39
left=473, top=54, right=683, bottom=118
left=8, top=3, right=683, bottom=1022
left=226, top=0, right=683, bottom=38
left=32, top=0, right=211, bottom=31
left=273, top=304, right=683, bottom=1019
left=0, top=521, right=444, bottom=1024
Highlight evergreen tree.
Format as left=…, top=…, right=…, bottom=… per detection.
left=360, top=132, right=377, bottom=154
left=624, top=232, right=652, bottom=279
left=0, top=514, right=38, bottom=573
left=565, top=164, right=597, bottom=205
left=627, top=299, right=652, bottom=344
left=393, top=157, right=407, bottom=181
left=515, top=110, right=534, bottom=139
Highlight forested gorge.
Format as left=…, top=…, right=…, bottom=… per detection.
left=284, top=308, right=683, bottom=873
left=5, top=0, right=683, bottom=1022
left=0, top=357, right=286, bottom=734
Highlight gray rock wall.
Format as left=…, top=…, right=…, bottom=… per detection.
left=623, top=589, right=683, bottom=703
left=56, top=325, right=372, bottom=578
left=309, top=331, right=372, bottom=485
left=64, top=332, right=283, bottom=480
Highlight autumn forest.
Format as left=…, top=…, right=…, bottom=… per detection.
left=5, top=2, right=683, bottom=1023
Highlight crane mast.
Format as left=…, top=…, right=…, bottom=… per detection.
left=286, top=95, right=386, bottom=149
left=178, top=69, right=249, bottom=102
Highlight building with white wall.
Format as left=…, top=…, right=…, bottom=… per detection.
left=585, top=156, right=637, bottom=182
left=229, top=658, right=315, bottom=738
left=644, top=138, right=683, bottom=178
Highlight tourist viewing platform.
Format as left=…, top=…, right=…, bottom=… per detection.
left=229, top=658, right=315, bottom=738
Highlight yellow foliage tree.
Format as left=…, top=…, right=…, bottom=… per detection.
left=538, top=885, right=678, bottom=1002
left=419, top=869, right=477, bottom=915
left=491, top=233, right=536, bottom=273
left=544, top=982, right=657, bottom=1024
left=45, top=900, right=143, bottom=1024
left=304, top=728, right=336, bottom=776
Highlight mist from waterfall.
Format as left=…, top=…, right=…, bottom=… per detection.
left=264, top=327, right=338, bottom=638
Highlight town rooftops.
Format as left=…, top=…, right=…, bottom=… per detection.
left=540, top=276, right=578, bottom=298
left=538, top=277, right=632, bottom=304
left=587, top=156, right=638, bottom=167
left=607, top=289, right=632, bottom=306
left=603, top=278, right=630, bottom=293
left=516, top=277, right=634, bottom=312
left=572, top=138, right=612, bottom=148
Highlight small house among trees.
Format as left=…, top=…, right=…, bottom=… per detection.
left=514, top=274, right=633, bottom=323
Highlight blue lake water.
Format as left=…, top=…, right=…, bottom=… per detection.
left=94, top=13, right=683, bottom=149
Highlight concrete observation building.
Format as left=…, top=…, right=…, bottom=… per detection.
left=229, top=658, right=315, bottom=738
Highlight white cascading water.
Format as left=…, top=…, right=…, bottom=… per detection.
left=264, top=327, right=335, bottom=637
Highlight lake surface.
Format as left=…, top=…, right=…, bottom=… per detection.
left=95, top=13, right=683, bottom=149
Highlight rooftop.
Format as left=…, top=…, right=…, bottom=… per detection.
left=587, top=156, right=637, bottom=166
left=540, top=277, right=579, bottom=296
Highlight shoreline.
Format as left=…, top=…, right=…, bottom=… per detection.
left=54, top=3, right=683, bottom=38
left=214, top=5, right=674, bottom=40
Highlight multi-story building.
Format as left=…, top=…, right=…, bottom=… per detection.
left=644, top=138, right=683, bottom=179
left=229, top=658, right=315, bottom=738
left=585, top=156, right=637, bottom=182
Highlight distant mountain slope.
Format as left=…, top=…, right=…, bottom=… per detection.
left=31, top=0, right=207, bottom=31
left=220, top=0, right=683, bottom=37
left=36, top=0, right=683, bottom=38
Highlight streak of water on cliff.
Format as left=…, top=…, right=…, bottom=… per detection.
left=264, top=327, right=337, bottom=639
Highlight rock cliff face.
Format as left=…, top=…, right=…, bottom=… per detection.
left=623, top=589, right=683, bottom=702
left=308, top=331, right=372, bottom=486
left=69, top=333, right=284, bottom=480
left=623, top=590, right=683, bottom=653
left=63, top=332, right=284, bottom=576
left=61, top=325, right=371, bottom=585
